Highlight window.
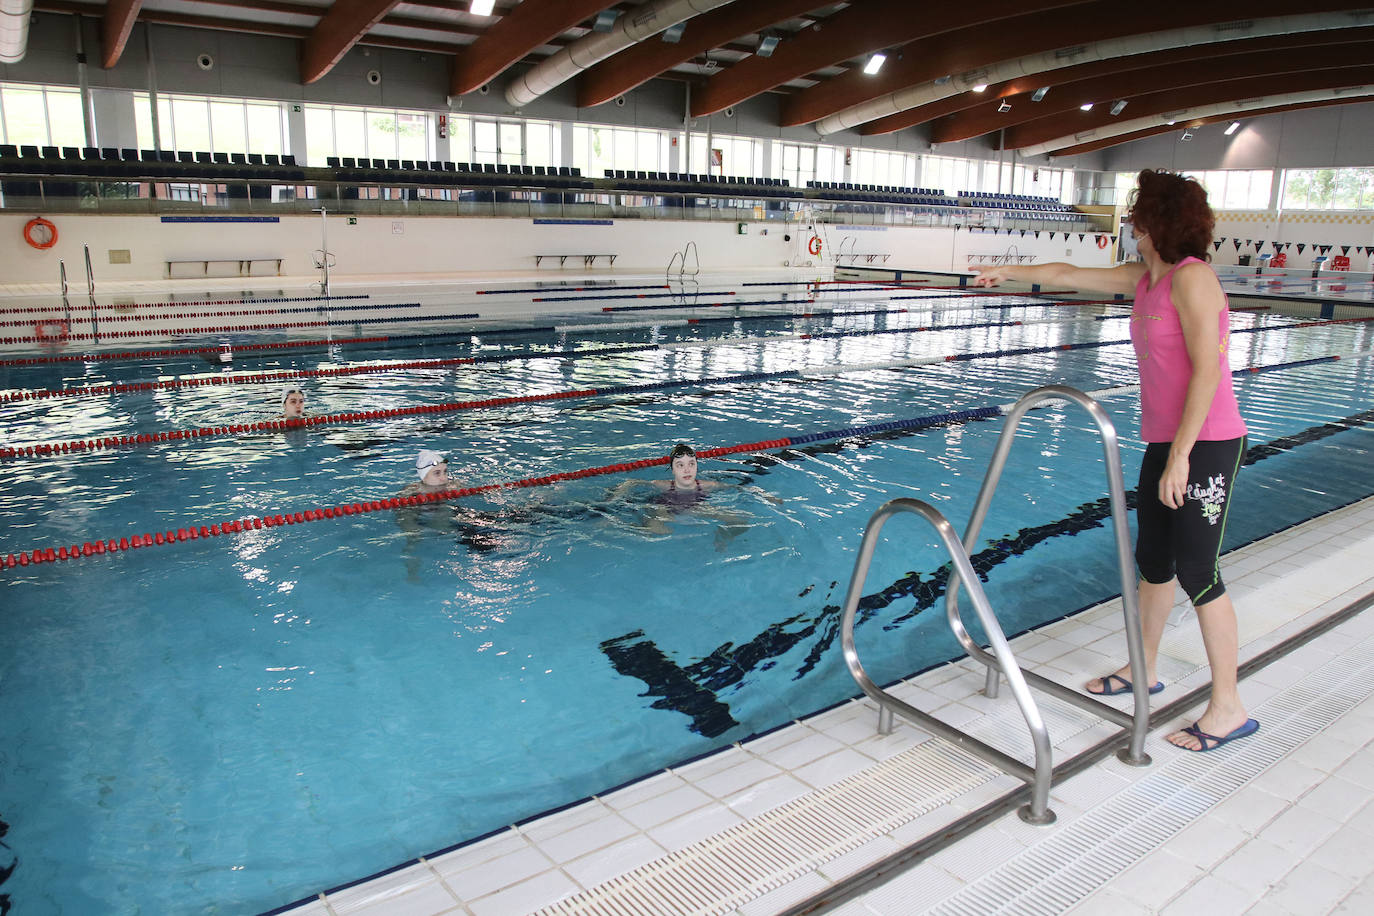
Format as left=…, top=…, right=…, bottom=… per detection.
left=1280, top=168, right=1374, bottom=210
left=0, top=83, right=86, bottom=147
left=575, top=125, right=670, bottom=175
left=923, top=155, right=977, bottom=196
left=1181, top=169, right=1273, bottom=210
left=301, top=103, right=433, bottom=166
left=851, top=148, right=915, bottom=187
left=134, top=93, right=287, bottom=157
left=687, top=131, right=762, bottom=176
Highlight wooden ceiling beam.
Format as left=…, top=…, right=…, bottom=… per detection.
left=101, top=0, right=145, bottom=68
left=451, top=0, right=612, bottom=96
left=301, top=0, right=405, bottom=84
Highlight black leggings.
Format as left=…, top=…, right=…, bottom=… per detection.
left=1135, top=436, right=1246, bottom=606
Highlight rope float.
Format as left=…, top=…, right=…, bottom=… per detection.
left=5, top=313, right=1367, bottom=408
left=0, top=301, right=420, bottom=329
left=0, top=310, right=478, bottom=344
left=0, top=409, right=1002, bottom=571
left=0, top=293, right=369, bottom=316
left=9, top=347, right=1372, bottom=571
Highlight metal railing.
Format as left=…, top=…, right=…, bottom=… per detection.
left=840, top=385, right=1153, bottom=825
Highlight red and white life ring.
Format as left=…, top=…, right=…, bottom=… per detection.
left=23, top=217, right=58, bottom=250
left=34, top=320, right=69, bottom=340
left=1095, top=234, right=1108, bottom=249
left=807, top=236, right=823, bottom=257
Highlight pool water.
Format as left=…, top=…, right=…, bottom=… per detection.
left=2, top=282, right=1372, bottom=914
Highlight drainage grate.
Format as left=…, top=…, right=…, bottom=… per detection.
left=923, top=635, right=1374, bottom=915
left=531, top=740, right=999, bottom=916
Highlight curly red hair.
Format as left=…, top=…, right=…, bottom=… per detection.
left=1127, top=169, right=1214, bottom=264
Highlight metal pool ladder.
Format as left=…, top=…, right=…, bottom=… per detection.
left=839, top=385, right=1153, bottom=825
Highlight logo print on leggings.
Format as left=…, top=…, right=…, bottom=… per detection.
left=1187, top=473, right=1227, bottom=526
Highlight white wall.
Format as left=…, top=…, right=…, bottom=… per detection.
left=2, top=213, right=1116, bottom=286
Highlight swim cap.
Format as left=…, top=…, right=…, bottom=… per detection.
left=416, top=449, right=446, bottom=480
left=669, top=443, right=695, bottom=460
left=282, top=386, right=304, bottom=406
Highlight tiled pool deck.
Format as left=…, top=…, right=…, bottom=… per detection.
left=278, top=494, right=1374, bottom=916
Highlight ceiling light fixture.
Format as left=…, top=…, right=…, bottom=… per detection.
left=1224, top=121, right=1241, bottom=135
left=756, top=35, right=780, bottom=57
left=1181, top=130, right=1193, bottom=141
left=1167, top=120, right=1176, bottom=126
left=997, top=100, right=1012, bottom=113
left=1031, top=87, right=1048, bottom=101
left=470, top=0, right=495, bottom=16
left=1110, top=100, right=1127, bottom=116
left=864, top=52, right=887, bottom=75
left=1079, top=102, right=1094, bottom=112
left=661, top=22, right=686, bottom=43
left=971, top=83, right=987, bottom=93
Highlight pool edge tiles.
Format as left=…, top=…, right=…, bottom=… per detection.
left=282, top=495, right=1374, bottom=916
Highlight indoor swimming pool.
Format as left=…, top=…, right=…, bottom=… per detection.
left=1, top=275, right=1373, bottom=914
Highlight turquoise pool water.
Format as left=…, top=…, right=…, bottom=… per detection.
left=1, top=282, right=1372, bottom=914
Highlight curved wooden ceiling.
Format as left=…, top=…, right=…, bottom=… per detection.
left=34, top=0, right=1374, bottom=157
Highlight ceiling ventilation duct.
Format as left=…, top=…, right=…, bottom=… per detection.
left=0, top=0, right=33, bottom=65
left=1017, top=85, right=1374, bottom=157
left=506, top=0, right=736, bottom=108
left=813, top=11, right=1374, bottom=135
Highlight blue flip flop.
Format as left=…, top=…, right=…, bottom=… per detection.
left=1087, top=673, right=1164, bottom=697
left=1176, top=718, right=1260, bottom=753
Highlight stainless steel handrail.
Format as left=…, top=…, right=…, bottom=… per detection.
left=840, top=498, right=1056, bottom=824
left=945, top=385, right=1152, bottom=767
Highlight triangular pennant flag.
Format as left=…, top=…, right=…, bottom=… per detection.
left=1233, top=239, right=1242, bottom=250
left=1297, top=244, right=1306, bottom=254
left=1019, top=229, right=1026, bottom=237
left=1342, top=245, right=1351, bottom=255
left=1245, top=239, right=1252, bottom=248
left=1110, top=235, right=1117, bottom=244
left=1078, top=233, right=1085, bottom=242
left=1255, top=241, right=1265, bottom=251
left=1213, top=240, right=1223, bottom=251
left=1322, top=245, right=1333, bottom=254
left=1034, top=231, right=1041, bottom=239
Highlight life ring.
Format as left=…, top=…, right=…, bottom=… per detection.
left=807, top=236, right=823, bottom=257
left=23, top=217, right=58, bottom=250
left=1095, top=235, right=1108, bottom=249
left=35, top=320, right=68, bottom=340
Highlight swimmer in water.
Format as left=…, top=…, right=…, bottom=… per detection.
left=611, top=443, right=757, bottom=543
left=281, top=386, right=306, bottom=420
left=397, top=448, right=456, bottom=580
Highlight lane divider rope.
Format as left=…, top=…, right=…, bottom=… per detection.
left=0, top=301, right=419, bottom=328
left=0, top=299, right=370, bottom=321
left=0, top=310, right=478, bottom=344
left=7, top=313, right=1364, bottom=406
left=10, top=348, right=1371, bottom=571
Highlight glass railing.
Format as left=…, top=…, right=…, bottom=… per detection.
left=0, top=174, right=1108, bottom=231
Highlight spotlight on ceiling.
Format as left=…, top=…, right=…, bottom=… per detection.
left=661, top=22, right=686, bottom=43
left=864, top=52, right=887, bottom=75
left=1224, top=121, right=1241, bottom=136
left=1080, top=102, right=1094, bottom=112
left=1167, top=120, right=1176, bottom=126
left=997, top=100, right=1012, bottom=113
left=1181, top=130, right=1193, bottom=141
left=1110, top=100, right=1127, bottom=116
left=1031, top=87, right=1049, bottom=102
left=971, top=83, right=987, bottom=93
left=756, top=35, right=780, bottom=57
left=592, top=9, right=618, bottom=32
left=934, top=75, right=952, bottom=85
left=469, top=0, right=495, bottom=16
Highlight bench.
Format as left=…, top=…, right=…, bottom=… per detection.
left=838, top=253, right=891, bottom=264
left=966, top=253, right=1037, bottom=266
left=165, top=257, right=283, bottom=279
left=534, top=253, right=617, bottom=268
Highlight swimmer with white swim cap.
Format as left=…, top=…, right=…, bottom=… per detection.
left=281, top=386, right=306, bottom=419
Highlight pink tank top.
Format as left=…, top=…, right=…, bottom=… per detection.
left=1130, top=257, right=1247, bottom=443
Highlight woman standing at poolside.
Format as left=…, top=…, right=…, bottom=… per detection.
left=973, top=169, right=1257, bottom=753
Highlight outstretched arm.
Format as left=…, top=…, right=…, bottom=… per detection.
left=972, top=261, right=1146, bottom=297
